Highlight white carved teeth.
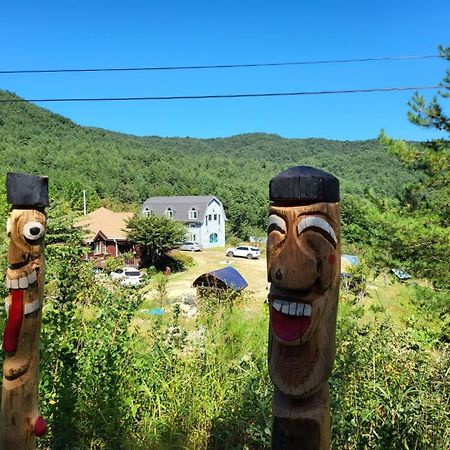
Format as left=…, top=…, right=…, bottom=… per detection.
left=288, top=302, right=297, bottom=315
left=6, top=270, right=38, bottom=290
left=272, top=299, right=312, bottom=317
left=303, top=304, right=312, bottom=316
left=272, top=299, right=282, bottom=312
left=27, top=270, right=37, bottom=284
left=19, top=276, right=28, bottom=289
left=24, top=300, right=41, bottom=315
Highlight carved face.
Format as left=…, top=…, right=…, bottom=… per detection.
left=267, top=202, right=340, bottom=398
left=7, top=209, right=46, bottom=268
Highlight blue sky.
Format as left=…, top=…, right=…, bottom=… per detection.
left=1, top=1, right=448, bottom=140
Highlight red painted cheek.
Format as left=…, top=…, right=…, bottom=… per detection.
left=34, top=415, right=48, bottom=437
left=327, top=255, right=336, bottom=265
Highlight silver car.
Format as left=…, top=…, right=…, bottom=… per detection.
left=226, top=245, right=261, bottom=259
left=110, top=267, right=142, bottom=286
left=179, top=241, right=202, bottom=252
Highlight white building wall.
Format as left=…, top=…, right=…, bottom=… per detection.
left=199, top=199, right=225, bottom=248
left=186, top=223, right=200, bottom=243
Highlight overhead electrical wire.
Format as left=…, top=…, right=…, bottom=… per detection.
left=0, top=54, right=441, bottom=75
left=0, top=85, right=440, bottom=103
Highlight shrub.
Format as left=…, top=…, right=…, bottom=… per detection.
left=331, top=301, right=450, bottom=449
left=164, top=250, right=194, bottom=271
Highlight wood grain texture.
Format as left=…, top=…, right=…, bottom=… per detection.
left=267, top=174, right=340, bottom=449
left=1, top=208, right=47, bottom=450
left=272, top=386, right=330, bottom=450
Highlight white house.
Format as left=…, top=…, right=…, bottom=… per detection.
left=141, top=195, right=226, bottom=248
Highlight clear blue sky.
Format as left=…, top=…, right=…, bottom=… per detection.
left=1, top=1, right=448, bottom=141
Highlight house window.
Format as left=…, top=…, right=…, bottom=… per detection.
left=218, top=214, right=221, bottom=225
left=94, top=241, right=104, bottom=255
left=213, top=214, right=217, bottom=221
left=208, top=214, right=212, bottom=221
left=188, top=208, right=198, bottom=219
left=165, top=208, right=173, bottom=219
left=209, top=233, right=218, bottom=243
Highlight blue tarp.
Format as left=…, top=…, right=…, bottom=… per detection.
left=192, top=266, right=248, bottom=291
left=391, top=269, right=412, bottom=280
left=342, top=254, right=360, bottom=266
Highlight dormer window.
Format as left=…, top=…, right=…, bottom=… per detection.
left=165, top=208, right=173, bottom=219
left=188, top=208, right=198, bottom=220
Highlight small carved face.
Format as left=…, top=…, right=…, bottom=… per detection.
left=7, top=209, right=46, bottom=267
left=267, top=202, right=340, bottom=398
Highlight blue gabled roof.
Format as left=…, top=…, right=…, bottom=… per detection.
left=192, top=266, right=248, bottom=291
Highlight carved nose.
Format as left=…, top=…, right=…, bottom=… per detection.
left=30, top=227, right=41, bottom=236
left=275, top=269, right=283, bottom=281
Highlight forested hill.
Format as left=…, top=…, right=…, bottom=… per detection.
left=0, top=89, right=420, bottom=235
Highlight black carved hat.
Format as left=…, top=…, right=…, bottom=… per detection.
left=269, top=166, right=339, bottom=202
left=6, top=172, right=49, bottom=207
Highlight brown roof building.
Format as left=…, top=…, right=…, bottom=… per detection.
left=76, top=207, right=134, bottom=259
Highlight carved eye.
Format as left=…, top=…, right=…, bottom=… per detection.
left=23, top=221, right=45, bottom=241
left=268, top=215, right=286, bottom=234
left=297, top=216, right=337, bottom=247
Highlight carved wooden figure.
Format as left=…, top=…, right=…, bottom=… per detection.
left=0, top=173, right=49, bottom=450
left=267, top=166, right=340, bottom=450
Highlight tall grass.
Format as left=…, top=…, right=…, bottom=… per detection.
left=33, top=285, right=450, bottom=449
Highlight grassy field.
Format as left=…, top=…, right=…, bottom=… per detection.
left=165, top=247, right=268, bottom=301
left=37, top=247, right=448, bottom=449
left=149, top=248, right=421, bottom=327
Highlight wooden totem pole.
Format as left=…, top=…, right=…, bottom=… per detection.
left=0, top=173, right=49, bottom=449
left=267, top=166, right=340, bottom=450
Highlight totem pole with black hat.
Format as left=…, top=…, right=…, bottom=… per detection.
left=0, top=173, right=49, bottom=450
left=267, top=166, right=340, bottom=450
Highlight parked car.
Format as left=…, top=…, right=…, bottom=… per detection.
left=110, top=267, right=142, bottom=286
left=179, top=241, right=202, bottom=252
left=226, top=245, right=261, bottom=259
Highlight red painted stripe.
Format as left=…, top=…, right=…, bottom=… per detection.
left=2, top=289, right=24, bottom=353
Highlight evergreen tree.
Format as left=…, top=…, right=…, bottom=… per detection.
left=379, top=45, right=450, bottom=289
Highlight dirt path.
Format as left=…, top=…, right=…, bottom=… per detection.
left=167, top=248, right=268, bottom=302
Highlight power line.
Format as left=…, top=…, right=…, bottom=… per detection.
left=0, top=55, right=441, bottom=75
left=0, top=85, right=440, bottom=103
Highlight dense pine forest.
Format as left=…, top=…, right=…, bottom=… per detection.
left=0, top=86, right=448, bottom=449
left=0, top=89, right=419, bottom=235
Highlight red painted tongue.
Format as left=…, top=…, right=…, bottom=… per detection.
left=271, top=306, right=311, bottom=342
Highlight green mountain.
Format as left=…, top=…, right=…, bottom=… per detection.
left=0, top=89, right=421, bottom=235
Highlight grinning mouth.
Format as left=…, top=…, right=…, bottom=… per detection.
left=271, top=298, right=312, bottom=343
left=5, top=269, right=40, bottom=316
left=6, top=270, right=37, bottom=290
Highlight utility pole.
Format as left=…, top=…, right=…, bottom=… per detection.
left=83, top=189, right=87, bottom=215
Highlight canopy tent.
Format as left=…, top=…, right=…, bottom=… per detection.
left=192, top=266, right=248, bottom=291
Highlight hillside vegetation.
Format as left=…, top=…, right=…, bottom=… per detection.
left=0, top=89, right=420, bottom=238
left=0, top=87, right=448, bottom=448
